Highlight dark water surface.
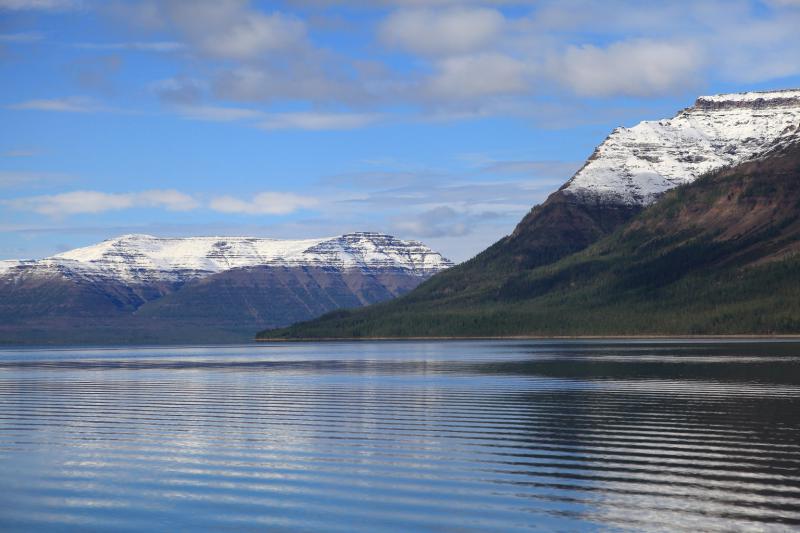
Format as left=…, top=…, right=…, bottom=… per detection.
left=1, top=340, right=799, bottom=531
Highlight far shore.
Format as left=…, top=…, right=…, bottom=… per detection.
left=256, top=334, right=800, bottom=342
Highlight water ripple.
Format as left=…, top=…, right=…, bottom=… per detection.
left=0, top=340, right=799, bottom=531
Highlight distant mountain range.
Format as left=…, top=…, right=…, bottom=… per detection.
left=261, top=89, right=800, bottom=339
left=0, top=233, right=452, bottom=344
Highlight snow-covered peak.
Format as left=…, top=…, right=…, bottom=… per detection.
left=42, top=232, right=452, bottom=283
left=0, top=260, right=20, bottom=275
left=562, top=89, right=800, bottom=205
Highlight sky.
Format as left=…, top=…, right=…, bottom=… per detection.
left=1, top=0, right=800, bottom=263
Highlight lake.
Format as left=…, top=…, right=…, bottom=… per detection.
left=0, top=339, right=799, bottom=531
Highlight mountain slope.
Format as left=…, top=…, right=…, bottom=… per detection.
left=498, top=89, right=800, bottom=272
left=0, top=233, right=451, bottom=344
left=259, top=138, right=800, bottom=339
left=135, top=264, right=426, bottom=329
left=258, top=89, right=800, bottom=339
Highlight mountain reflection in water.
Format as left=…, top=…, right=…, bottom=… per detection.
left=0, top=340, right=798, bottom=531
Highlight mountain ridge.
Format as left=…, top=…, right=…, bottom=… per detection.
left=0, top=232, right=452, bottom=344
left=11, top=232, right=451, bottom=284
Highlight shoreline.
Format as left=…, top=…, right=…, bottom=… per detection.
left=256, top=334, right=800, bottom=342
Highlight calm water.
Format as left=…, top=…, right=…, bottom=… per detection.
left=1, top=340, right=799, bottom=532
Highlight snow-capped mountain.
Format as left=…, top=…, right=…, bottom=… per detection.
left=4, top=232, right=452, bottom=284
left=0, top=232, right=452, bottom=343
left=563, top=89, right=800, bottom=205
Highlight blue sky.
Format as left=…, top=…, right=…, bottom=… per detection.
left=2, top=0, right=800, bottom=262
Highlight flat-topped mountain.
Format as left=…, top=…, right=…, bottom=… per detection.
left=562, top=89, right=800, bottom=205
left=0, top=232, right=451, bottom=344
left=8, top=232, right=450, bottom=283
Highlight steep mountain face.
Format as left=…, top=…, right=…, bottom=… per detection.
left=0, top=233, right=451, bottom=344
left=135, top=265, right=427, bottom=330
left=261, top=93, right=800, bottom=339
left=505, top=89, right=800, bottom=269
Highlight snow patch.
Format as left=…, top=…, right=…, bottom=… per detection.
left=0, top=260, right=20, bottom=275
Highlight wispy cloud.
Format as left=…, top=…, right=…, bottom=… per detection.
left=176, top=105, right=265, bottom=122
left=0, top=170, right=65, bottom=188
left=258, top=112, right=382, bottom=130
left=1, top=149, right=39, bottom=157
left=209, top=192, right=318, bottom=215
left=392, top=206, right=473, bottom=238
left=73, top=41, right=184, bottom=52
left=6, top=190, right=199, bottom=216
left=150, top=77, right=206, bottom=104
left=7, top=96, right=107, bottom=113
left=6, top=188, right=319, bottom=217
left=479, top=159, right=581, bottom=178
left=0, top=0, right=80, bottom=10
left=167, top=106, right=380, bottom=130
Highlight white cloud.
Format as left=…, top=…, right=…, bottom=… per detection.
left=7, top=190, right=199, bottom=216
left=209, top=192, right=318, bottom=215
left=258, top=112, right=381, bottom=130
left=5, top=0, right=800, bottom=133
left=427, top=53, right=529, bottom=100
left=553, top=39, right=705, bottom=97
left=166, top=1, right=307, bottom=60
left=710, top=16, right=800, bottom=83
left=379, top=7, right=504, bottom=56
left=8, top=97, right=106, bottom=113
